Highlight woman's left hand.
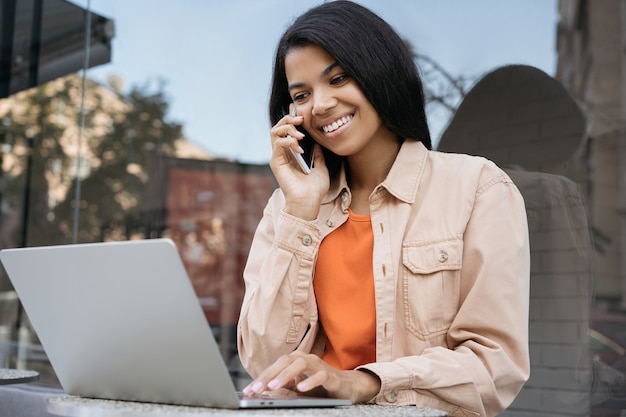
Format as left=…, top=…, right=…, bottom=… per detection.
left=242, top=351, right=381, bottom=404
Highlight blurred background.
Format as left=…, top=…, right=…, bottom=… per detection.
left=0, top=1, right=625, bottom=416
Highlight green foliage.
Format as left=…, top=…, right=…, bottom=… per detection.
left=0, top=74, right=182, bottom=246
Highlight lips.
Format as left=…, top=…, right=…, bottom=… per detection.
left=322, top=115, right=353, bottom=133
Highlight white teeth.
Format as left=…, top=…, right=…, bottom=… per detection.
left=322, top=115, right=352, bottom=133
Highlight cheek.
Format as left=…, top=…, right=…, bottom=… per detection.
left=301, top=112, right=316, bottom=135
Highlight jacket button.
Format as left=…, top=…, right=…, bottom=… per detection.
left=326, top=219, right=335, bottom=227
left=437, top=250, right=448, bottom=263
left=301, top=235, right=313, bottom=246
left=385, top=391, right=397, bottom=403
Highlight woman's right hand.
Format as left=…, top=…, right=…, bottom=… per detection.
left=269, top=107, right=330, bottom=220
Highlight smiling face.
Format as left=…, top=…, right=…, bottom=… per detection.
left=285, top=44, right=396, bottom=159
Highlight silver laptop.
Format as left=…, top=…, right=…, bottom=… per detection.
left=0, top=239, right=350, bottom=409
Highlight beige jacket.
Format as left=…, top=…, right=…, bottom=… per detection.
left=237, top=140, right=530, bottom=417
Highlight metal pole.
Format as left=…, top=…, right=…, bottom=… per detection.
left=0, top=0, right=17, bottom=98
left=71, top=0, right=92, bottom=244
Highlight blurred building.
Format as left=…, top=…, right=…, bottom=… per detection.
left=556, top=0, right=626, bottom=309
left=142, top=154, right=276, bottom=363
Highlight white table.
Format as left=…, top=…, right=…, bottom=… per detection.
left=47, top=396, right=448, bottom=417
left=0, top=368, right=39, bottom=385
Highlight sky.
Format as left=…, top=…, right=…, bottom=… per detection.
left=69, top=0, right=559, bottom=164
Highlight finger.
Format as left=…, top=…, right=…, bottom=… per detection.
left=295, top=369, right=331, bottom=393
left=266, top=356, right=310, bottom=391
left=273, top=135, right=303, bottom=156
left=243, top=354, right=297, bottom=394
left=270, top=125, right=305, bottom=144
left=242, top=380, right=265, bottom=396
left=274, top=110, right=304, bottom=129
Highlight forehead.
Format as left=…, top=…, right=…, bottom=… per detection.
left=284, top=45, right=337, bottom=79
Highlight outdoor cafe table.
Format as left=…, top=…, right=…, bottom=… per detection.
left=47, top=396, right=448, bottom=417
left=0, top=368, right=39, bottom=385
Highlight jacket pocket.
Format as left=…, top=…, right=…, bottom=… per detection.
left=402, top=237, right=462, bottom=340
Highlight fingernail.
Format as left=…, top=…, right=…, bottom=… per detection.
left=295, top=131, right=305, bottom=138
left=297, top=381, right=308, bottom=391
left=252, top=382, right=264, bottom=393
left=242, top=386, right=252, bottom=395
left=267, top=379, right=280, bottom=390
left=296, top=146, right=304, bottom=154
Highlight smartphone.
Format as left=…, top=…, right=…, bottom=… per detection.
left=286, top=107, right=313, bottom=174
left=289, top=146, right=312, bottom=175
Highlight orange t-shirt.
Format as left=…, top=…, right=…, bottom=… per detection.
left=313, top=209, right=376, bottom=370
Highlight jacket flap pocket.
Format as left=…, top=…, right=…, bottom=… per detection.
left=403, top=238, right=463, bottom=274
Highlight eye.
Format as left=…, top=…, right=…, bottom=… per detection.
left=330, top=74, right=348, bottom=85
left=293, top=92, right=309, bottom=102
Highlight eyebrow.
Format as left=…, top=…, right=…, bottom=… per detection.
left=321, top=62, right=340, bottom=77
left=287, top=61, right=340, bottom=91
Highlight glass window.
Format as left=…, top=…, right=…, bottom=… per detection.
left=1, top=2, right=624, bottom=416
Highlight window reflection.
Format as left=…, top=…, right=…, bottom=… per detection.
left=0, top=74, right=276, bottom=384
left=438, top=62, right=626, bottom=416
left=0, top=0, right=113, bottom=98
left=0, top=1, right=624, bottom=416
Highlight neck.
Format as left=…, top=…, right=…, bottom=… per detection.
left=347, top=136, right=401, bottom=193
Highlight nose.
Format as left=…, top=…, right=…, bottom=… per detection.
left=311, top=89, right=337, bottom=116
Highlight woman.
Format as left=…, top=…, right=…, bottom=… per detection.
left=237, top=2, right=530, bottom=416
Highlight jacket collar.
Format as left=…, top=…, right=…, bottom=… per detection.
left=322, top=140, right=428, bottom=205
left=381, top=140, right=428, bottom=203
